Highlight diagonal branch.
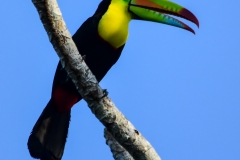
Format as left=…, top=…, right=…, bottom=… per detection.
left=31, top=0, right=161, bottom=159
left=104, top=129, right=134, bottom=160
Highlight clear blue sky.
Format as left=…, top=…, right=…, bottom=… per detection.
left=0, top=0, right=239, bottom=159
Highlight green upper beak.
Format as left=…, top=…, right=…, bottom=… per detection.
left=128, top=0, right=199, bottom=34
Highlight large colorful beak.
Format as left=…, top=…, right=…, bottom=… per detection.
left=128, top=0, right=199, bottom=34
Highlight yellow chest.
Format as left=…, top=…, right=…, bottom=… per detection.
left=98, top=2, right=131, bottom=48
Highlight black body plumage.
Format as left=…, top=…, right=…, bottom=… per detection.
left=28, top=1, right=125, bottom=159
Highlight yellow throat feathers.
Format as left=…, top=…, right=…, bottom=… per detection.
left=98, top=1, right=131, bottom=48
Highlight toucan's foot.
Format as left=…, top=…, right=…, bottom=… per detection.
left=102, top=89, right=108, bottom=98
left=82, top=55, right=86, bottom=61
left=92, top=89, right=108, bottom=101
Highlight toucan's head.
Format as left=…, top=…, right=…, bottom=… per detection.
left=113, top=0, right=199, bottom=34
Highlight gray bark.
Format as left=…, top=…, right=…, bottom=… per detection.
left=31, top=0, right=161, bottom=159
left=104, top=129, right=134, bottom=160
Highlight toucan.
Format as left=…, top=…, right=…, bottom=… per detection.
left=28, top=0, right=199, bottom=159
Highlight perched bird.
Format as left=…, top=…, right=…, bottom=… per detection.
left=28, top=0, right=199, bottom=159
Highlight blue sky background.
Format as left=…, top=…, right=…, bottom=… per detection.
left=0, top=0, right=239, bottom=159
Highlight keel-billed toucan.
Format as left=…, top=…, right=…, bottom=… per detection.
left=28, top=0, right=199, bottom=159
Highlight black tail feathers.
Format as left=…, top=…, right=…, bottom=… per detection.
left=28, top=99, right=71, bottom=160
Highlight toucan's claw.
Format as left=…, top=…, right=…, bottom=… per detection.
left=82, top=55, right=86, bottom=61
left=102, top=89, right=109, bottom=98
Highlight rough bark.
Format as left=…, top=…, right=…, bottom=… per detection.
left=31, top=0, right=161, bottom=159
left=104, top=129, right=134, bottom=160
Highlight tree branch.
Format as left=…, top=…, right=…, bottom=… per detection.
left=31, top=0, right=161, bottom=159
left=104, top=129, right=134, bottom=160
